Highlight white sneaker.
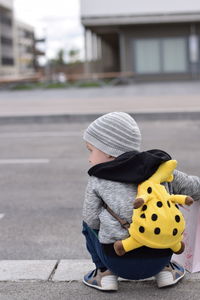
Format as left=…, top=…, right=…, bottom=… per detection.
left=83, top=268, right=118, bottom=291
left=155, top=261, right=186, bottom=288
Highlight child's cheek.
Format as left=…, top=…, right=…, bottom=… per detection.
left=90, top=153, right=95, bottom=165
left=89, top=153, right=92, bottom=163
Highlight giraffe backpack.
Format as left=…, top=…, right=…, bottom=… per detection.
left=114, top=160, right=194, bottom=256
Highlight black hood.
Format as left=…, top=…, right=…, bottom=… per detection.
left=88, top=149, right=171, bottom=184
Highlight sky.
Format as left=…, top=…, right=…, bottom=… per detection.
left=14, top=0, right=84, bottom=62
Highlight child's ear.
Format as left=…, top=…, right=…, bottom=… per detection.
left=106, top=154, right=115, bottom=160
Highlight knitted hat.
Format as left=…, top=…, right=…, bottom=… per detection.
left=83, top=112, right=141, bottom=157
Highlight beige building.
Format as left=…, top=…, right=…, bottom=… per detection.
left=0, top=0, right=37, bottom=78
left=0, top=0, right=16, bottom=76
left=81, top=0, right=200, bottom=80
left=15, top=20, right=35, bottom=75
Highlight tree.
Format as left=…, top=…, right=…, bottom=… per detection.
left=57, top=49, right=65, bottom=65
left=49, top=49, right=66, bottom=66
left=68, top=48, right=80, bottom=64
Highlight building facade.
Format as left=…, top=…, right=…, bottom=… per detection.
left=0, top=0, right=37, bottom=78
left=81, top=0, right=200, bottom=80
left=0, top=0, right=16, bottom=76
left=15, top=20, right=35, bottom=75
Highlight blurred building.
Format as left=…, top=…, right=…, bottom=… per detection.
left=81, top=0, right=200, bottom=80
left=0, top=0, right=16, bottom=77
left=15, top=20, right=35, bottom=75
left=0, top=0, right=43, bottom=79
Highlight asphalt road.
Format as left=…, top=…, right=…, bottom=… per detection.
left=0, top=119, right=199, bottom=259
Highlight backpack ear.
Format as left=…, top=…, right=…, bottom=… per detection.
left=166, top=174, right=174, bottom=182
left=149, top=160, right=177, bottom=184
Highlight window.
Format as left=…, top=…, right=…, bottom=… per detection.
left=162, top=38, right=187, bottom=72
left=134, top=37, right=188, bottom=74
left=1, top=36, right=13, bottom=46
left=2, top=57, right=14, bottom=66
left=0, top=14, right=12, bottom=26
left=135, top=39, right=160, bottom=73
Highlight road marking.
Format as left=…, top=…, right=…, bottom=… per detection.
left=0, top=214, right=5, bottom=219
left=0, top=132, right=83, bottom=138
left=0, top=159, right=50, bottom=164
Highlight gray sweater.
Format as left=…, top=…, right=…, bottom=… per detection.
left=82, top=170, right=200, bottom=244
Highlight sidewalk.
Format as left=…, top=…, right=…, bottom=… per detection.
left=1, top=259, right=200, bottom=282
left=0, top=260, right=200, bottom=300
left=0, top=81, right=200, bottom=123
left=0, top=260, right=93, bottom=282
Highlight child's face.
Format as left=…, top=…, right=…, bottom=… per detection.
left=86, top=142, right=115, bottom=166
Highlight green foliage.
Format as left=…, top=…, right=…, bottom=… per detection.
left=49, top=49, right=66, bottom=66
left=76, top=81, right=102, bottom=88
left=44, top=82, right=69, bottom=89
left=68, top=48, right=80, bottom=63
left=9, top=79, right=105, bottom=91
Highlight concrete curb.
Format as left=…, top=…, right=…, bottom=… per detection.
left=0, top=260, right=199, bottom=282
left=0, top=260, right=57, bottom=282
left=0, top=111, right=200, bottom=125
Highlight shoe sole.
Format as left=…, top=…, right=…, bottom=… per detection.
left=82, top=278, right=118, bottom=291
left=158, top=268, right=186, bottom=288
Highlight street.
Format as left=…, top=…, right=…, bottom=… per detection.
left=0, top=119, right=199, bottom=259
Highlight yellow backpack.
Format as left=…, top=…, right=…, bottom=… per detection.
left=114, top=160, right=193, bottom=256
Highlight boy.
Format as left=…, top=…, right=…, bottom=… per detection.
left=82, top=112, right=200, bottom=291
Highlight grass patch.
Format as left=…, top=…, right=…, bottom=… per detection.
left=11, top=82, right=69, bottom=90
left=75, top=81, right=103, bottom=88
left=44, top=82, right=70, bottom=89
left=11, top=83, right=36, bottom=90
left=9, top=80, right=104, bottom=91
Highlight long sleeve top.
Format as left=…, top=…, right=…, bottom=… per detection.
left=82, top=170, right=200, bottom=244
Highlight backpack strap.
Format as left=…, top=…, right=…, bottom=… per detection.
left=102, top=201, right=130, bottom=230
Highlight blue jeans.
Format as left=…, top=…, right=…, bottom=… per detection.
left=82, top=221, right=172, bottom=280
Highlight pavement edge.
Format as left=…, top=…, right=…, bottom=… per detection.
left=0, top=111, right=200, bottom=125
left=0, top=260, right=199, bottom=282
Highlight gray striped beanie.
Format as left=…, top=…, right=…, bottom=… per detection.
left=83, top=112, right=141, bottom=157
